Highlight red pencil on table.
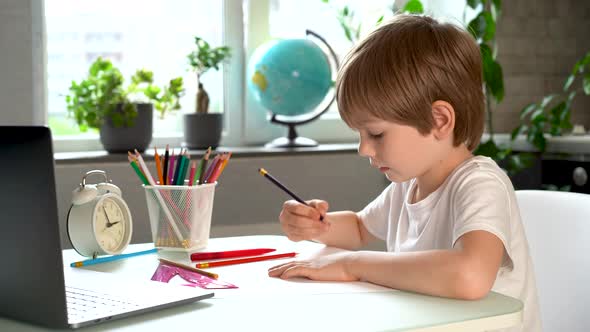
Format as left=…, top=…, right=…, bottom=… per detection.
left=190, top=248, right=276, bottom=261
left=196, top=252, right=297, bottom=268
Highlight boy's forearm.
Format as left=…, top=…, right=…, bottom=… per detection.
left=346, top=250, right=487, bottom=300
left=313, top=211, right=367, bottom=250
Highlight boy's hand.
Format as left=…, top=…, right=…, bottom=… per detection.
left=268, top=252, right=358, bottom=281
left=279, top=199, right=330, bottom=242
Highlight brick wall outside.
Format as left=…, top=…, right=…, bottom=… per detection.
left=492, top=0, right=590, bottom=133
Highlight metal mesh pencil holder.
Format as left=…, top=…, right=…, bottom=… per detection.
left=143, top=182, right=216, bottom=252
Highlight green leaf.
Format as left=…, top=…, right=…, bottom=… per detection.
left=467, top=0, right=482, bottom=9
left=542, top=184, right=559, bottom=191
left=342, top=23, right=353, bottom=42
left=376, top=15, right=384, bottom=25
left=507, top=152, right=535, bottom=175
left=531, top=109, right=546, bottom=124
left=481, top=51, right=504, bottom=102
left=468, top=12, right=495, bottom=41
left=531, top=131, right=546, bottom=152
left=549, top=101, right=566, bottom=118
left=402, top=0, right=424, bottom=14
left=491, top=0, right=502, bottom=19
left=540, top=94, right=556, bottom=108
left=131, top=69, right=153, bottom=84
left=111, top=112, right=124, bottom=128
left=474, top=139, right=501, bottom=159
left=519, top=103, right=537, bottom=120
left=563, top=74, right=575, bottom=91
left=496, top=146, right=512, bottom=160
left=511, top=124, right=527, bottom=140
left=584, top=72, right=590, bottom=95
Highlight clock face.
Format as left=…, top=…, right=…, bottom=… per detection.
left=94, top=196, right=129, bottom=253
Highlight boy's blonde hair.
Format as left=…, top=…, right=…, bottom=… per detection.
left=336, top=15, right=485, bottom=151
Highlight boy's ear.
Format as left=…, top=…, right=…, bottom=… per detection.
left=430, top=100, right=455, bottom=141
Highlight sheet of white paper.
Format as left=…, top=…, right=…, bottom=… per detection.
left=203, top=238, right=393, bottom=298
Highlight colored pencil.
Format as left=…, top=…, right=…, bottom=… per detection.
left=206, top=154, right=225, bottom=184
left=190, top=248, right=276, bottom=261
left=198, top=147, right=212, bottom=185
left=168, top=150, right=176, bottom=185
left=71, top=248, right=158, bottom=267
left=178, top=152, right=191, bottom=185
left=194, top=158, right=204, bottom=185
left=188, top=161, right=197, bottom=186
left=195, top=252, right=297, bottom=268
left=158, top=258, right=219, bottom=279
left=258, top=168, right=323, bottom=221
left=154, top=147, right=164, bottom=185
left=203, top=155, right=220, bottom=184
left=128, top=151, right=146, bottom=175
left=217, top=152, right=232, bottom=175
left=129, top=156, right=149, bottom=185
left=209, top=152, right=232, bottom=183
left=162, top=145, right=169, bottom=185
left=172, top=150, right=185, bottom=185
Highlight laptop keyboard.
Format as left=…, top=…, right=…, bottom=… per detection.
left=66, top=286, right=142, bottom=322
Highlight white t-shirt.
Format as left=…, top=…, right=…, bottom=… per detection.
left=358, top=156, right=541, bottom=332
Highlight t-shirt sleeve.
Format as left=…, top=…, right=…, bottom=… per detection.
left=452, top=172, right=514, bottom=270
left=357, top=183, right=396, bottom=241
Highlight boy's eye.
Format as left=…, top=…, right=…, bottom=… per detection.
left=369, top=132, right=383, bottom=139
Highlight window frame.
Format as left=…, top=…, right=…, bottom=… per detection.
left=47, top=0, right=369, bottom=152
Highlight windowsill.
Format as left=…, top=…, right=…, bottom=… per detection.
left=54, top=133, right=590, bottom=164
left=484, top=133, right=590, bottom=156
left=54, top=143, right=359, bottom=164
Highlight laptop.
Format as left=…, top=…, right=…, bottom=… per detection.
left=0, top=126, right=214, bottom=329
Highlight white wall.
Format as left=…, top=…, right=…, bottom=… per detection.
left=56, top=152, right=389, bottom=251
left=0, top=0, right=46, bottom=125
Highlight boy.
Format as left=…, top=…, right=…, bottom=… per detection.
left=268, top=15, right=541, bottom=331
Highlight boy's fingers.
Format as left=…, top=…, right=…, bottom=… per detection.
left=283, top=200, right=323, bottom=220
left=308, top=199, right=329, bottom=214
left=268, top=261, right=299, bottom=277
left=308, top=199, right=329, bottom=220
left=280, top=265, right=313, bottom=280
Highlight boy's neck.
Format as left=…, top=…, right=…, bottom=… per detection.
left=413, top=145, right=473, bottom=203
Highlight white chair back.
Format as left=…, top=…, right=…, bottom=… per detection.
left=516, top=190, right=590, bottom=331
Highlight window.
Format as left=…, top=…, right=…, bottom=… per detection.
left=242, top=0, right=466, bottom=145
left=45, top=0, right=468, bottom=151
left=45, top=0, right=224, bottom=151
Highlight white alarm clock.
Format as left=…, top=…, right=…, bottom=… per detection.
left=67, top=170, right=133, bottom=258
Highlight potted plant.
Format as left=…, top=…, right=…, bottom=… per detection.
left=184, top=36, right=231, bottom=149
left=66, top=57, right=184, bottom=153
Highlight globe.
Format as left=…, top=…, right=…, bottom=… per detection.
left=247, top=31, right=338, bottom=147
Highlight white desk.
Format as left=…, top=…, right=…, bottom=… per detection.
left=0, top=235, right=522, bottom=331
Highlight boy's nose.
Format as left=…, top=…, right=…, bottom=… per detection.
left=357, top=139, right=374, bottom=158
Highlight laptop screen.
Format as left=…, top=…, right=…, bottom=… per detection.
left=0, top=126, right=69, bottom=327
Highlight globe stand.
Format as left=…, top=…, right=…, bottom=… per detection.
left=264, top=121, right=318, bottom=148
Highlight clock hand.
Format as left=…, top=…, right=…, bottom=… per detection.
left=102, top=205, right=117, bottom=228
